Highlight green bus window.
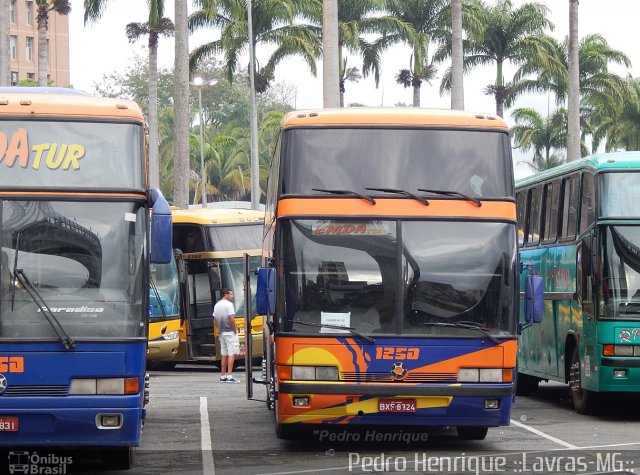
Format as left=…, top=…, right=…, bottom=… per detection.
left=543, top=181, right=560, bottom=242
left=527, top=186, right=542, bottom=246
left=579, top=174, right=596, bottom=235
left=560, top=176, right=579, bottom=240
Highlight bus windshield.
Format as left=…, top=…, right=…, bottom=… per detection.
left=600, top=173, right=640, bottom=217
left=602, top=225, right=640, bottom=317
left=282, top=128, right=513, bottom=198
left=206, top=224, right=263, bottom=251
left=280, top=219, right=516, bottom=336
left=0, top=200, right=147, bottom=339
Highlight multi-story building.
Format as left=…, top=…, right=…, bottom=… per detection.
left=8, top=0, right=70, bottom=86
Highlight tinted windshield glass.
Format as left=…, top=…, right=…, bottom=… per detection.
left=600, top=173, right=640, bottom=217
left=280, top=219, right=516, bottom=336
left=0, top=200, right=147, bottom=339
left=0, top=120, right=144, bottom=190
left=283, top=128, right=513, bottom=198
left=402, top=221, right=516, bottom=335
left=602, top=225, right=640, bottom=317
left=150, top=257, right=180, bottom=319
left=207, top=224, right=263, bottom=251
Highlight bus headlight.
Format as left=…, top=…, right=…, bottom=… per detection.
left=70, top=378, right=140, bottom=395
left=291, top=366, right=339, bottom=381
left=458, top=368, right=504, bottom=382
left=162, top=331, right=179, bottom=340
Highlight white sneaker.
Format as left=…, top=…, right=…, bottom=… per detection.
left=227, top=376, right=240, bottom=383
left=219, top=375, right=228, bottom=383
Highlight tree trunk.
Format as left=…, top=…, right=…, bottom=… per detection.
left=567, top=0, right=580, bottom=161
left=172, top=0, right=190, bottom=208
left=413, top=83, right=421, bottom=107
left=0, top=0, right=10, bottom=86
left=148, top=32, right=160, bottom=189
left=450, top=0, right=464, bottom=110
left=37, top=8, right=48, bottom=86
left=495, top=59, right=504, bottom=118
left=322, top=0, right=340, bottom=108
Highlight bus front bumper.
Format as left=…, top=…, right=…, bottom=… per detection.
left=277, top=382, right=513, bottom=427
left=147, top=337, right=180, bottom=362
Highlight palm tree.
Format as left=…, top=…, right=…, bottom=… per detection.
left=386, top=0, right=449, bottom=107
left=36, top=0, right=71, bottom=87
left=125, top=3, right=174, bottom=190
left=189, top=0, right=322, bottom=94
left=450, top=0, right=464, bottom=109
left=173, top=0, right=190, bottom=208
left=334, top=0, right=410, bottom=107
left=511, top=107, right=567, bottom=172
left=516, top=33, right=630, bottom=157
left=567, top=0, right=579, bottom=161
left=0, top=0, right=9, bottom=86
left=323, top=0, right=340, bottom=107
left=462, top=0, right=555, bottom=117
left=589, top=76, right=640, bottom=152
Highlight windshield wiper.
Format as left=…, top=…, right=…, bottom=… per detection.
left=422, top=321, right=499, bottom=343
left=292, top=320, right=376, bottom=343
left=365, top=187, right=429, bottom=206
left=312, top=188, right=376, bottom=205
left=14, top=269, right=76, bottom=350
left=417, top=188, right=481, bottom=207
left=149, top=277, right=167, bottom=319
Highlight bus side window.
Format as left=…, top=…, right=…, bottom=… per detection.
left=516, top=190, right=527, bottom=248
left=526, top=186, right=542, bottom=246
left=560, top=175, right=579, bottom=240
left=542, top=181, right=560, bottom=243
left=579, top=174, right=596, bottom=235
left=173, top=226, right=205, bottom=253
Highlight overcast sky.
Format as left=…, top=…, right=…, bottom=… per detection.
left=68, top=0, right=640, bottom=178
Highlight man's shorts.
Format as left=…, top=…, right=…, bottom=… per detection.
left=220, top=332, right=240, bottom=356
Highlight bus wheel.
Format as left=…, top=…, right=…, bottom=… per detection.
left=516, top=373, right=539, bottom=396
left=569, top=346, right=598, bottom=414
left=457, top=426, right=488, bottom=440
left=102, top=446, right=134, bottom=470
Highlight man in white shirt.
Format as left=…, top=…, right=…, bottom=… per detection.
left=213, top=288, right=240, bottom=383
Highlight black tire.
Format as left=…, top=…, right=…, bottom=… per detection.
left=516, top=372, right=540, bottom=396
left=569, top=345, right=599, bottom=414
left=102, top=446, right=134, bottom=470
left=457, top=426, right=489, bottom=440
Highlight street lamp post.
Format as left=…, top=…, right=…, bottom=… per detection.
left=192, top=77, right=218, bottom=208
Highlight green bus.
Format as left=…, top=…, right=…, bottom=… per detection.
left=515, top=152, right=640, bottom=414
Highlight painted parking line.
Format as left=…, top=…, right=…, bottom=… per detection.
left=510, top=418, right=578, bottom=449
left=200, top=396, right=216, bottom=474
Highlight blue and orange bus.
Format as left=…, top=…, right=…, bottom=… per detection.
left=253, top=108, right=518, bottom=440
left=0, top=88, right=171, bottom=469
left=516, top=152, right=640, bottom=414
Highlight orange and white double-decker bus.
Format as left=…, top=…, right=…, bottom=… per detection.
left=250, top=108, right=518, bottom=441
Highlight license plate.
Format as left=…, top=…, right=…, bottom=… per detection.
left=378, top=399, right=416, bottom=413
left=0, top=417, right=18, bottom=432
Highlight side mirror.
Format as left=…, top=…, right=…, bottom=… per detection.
left=149, top=188, right=172, bottom=264
left=256, top=267, right=276, bottom=316
left=525, top=275, right=544, bottom=323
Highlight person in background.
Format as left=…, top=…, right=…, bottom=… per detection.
left=213, top=288, right=240, bottom=383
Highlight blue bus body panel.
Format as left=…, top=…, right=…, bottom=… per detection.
left=0, top=341, right=145, bottom=446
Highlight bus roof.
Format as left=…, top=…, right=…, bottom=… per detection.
left=282, top=107, right=509, bottom=130
left=515, top=151, right=640, bottom=188
left=171, top=207, right=265, bottom=225
left=0, top=87, right=144, bottom=120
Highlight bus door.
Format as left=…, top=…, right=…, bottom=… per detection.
left=184, top=257, right=222, bottom=359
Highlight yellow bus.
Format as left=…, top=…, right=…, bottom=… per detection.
left=166, top=207, right=265, bottom=367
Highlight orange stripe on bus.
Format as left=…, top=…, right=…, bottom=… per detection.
left=0, top=191, right=147, bottom=199
left=277, top=198, right=516, bottom=220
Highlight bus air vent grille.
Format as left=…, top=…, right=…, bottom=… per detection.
left=340, top=372, right=457, bottom=383
left=2, top=385, right=69, bottom=397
